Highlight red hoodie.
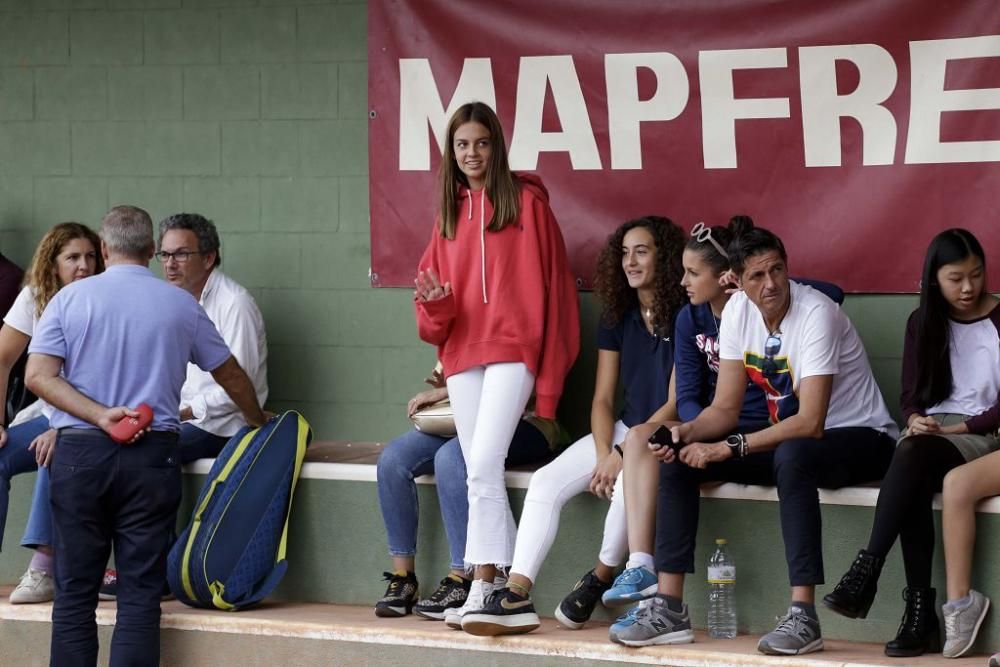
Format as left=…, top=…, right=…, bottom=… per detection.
left=415, top=173, right=580, bottom=419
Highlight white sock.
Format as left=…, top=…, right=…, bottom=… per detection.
left=625, top=552, right=654, bottom=572
left=946, top=593, right=974, bottom=611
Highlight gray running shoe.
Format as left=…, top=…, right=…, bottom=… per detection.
left=610, top=595, right=694, bottom=647
left=757, top=605, right=824, bottom=655
left=942, top=589, right=990, bottom=658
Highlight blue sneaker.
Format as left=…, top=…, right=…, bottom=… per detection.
left=609, top=596, right=694, bottom=647
left=608, top=599, right=650, bottom=644
left=602, top=566, right=657, bottom=608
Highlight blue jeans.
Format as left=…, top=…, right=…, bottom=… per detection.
left=377, top=420, right=550, bottom=570
left=0, top=415, right=49, bottom=551
left=21, top=421, right=230, bottom=551
left=49, top=429, right=180, bottom=667
left=177, top=423, right=229, bottom=464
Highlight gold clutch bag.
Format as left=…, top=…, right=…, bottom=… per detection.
left=409, top=399, right=457, bottom=437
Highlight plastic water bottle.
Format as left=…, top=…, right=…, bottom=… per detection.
left=707, top=538, right=737, bottom=638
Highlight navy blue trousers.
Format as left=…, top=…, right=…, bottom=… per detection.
left=655, top=427, right=895, bottom=586
left=49, top=429, right=180, bottom=667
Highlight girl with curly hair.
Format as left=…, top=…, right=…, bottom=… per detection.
left=461, top=215, right=686, bottom=636
left=413, top=102, right=580, bottom=631
left=1, top=222, right=103, bottom=604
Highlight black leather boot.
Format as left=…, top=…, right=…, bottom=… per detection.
left=822, top=549, right=884, bottom=619
left=885, top=587, right=942, bottom=657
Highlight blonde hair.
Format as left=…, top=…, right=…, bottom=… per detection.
left=25, top=222, right=104, bottom=317
left=437, top=102, right=520, bottom=240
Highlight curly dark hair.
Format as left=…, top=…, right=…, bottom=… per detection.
left=593, top=216, right=687, bottom=337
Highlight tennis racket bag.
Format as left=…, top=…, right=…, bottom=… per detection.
left=167, top=411, right=311, bottom=610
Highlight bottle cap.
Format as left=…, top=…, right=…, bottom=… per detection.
left=715, top=538, right=727, bottom=545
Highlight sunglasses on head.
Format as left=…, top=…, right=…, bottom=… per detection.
left=690, top=222, right=728, bottom=259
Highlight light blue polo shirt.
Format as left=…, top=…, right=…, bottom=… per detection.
left=29, top=264, right=233, bottom=433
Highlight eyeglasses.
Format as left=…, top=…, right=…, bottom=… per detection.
left=691, top=222, right=729, bottom=259
left=762, top=332, right=782, bottom=376
left=155, top=250, right=201, bottom=264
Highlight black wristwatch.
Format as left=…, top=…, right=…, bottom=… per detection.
left=725, top=433, right=747, bottom=459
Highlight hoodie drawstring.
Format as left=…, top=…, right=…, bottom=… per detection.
left=468, top=189, right=488, bottom=304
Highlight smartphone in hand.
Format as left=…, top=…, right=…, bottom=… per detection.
left=648, top=424, right=684, bottom=453
left=110, top=403, right=153, bottom=444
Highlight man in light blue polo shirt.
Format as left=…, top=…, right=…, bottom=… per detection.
left=26, top=205, right=266, bottom=667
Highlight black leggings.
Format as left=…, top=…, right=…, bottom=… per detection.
left=866, top=435, right=966, bottom=588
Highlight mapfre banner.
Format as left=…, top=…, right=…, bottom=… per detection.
left=368, top=0, right=1000, bottom=292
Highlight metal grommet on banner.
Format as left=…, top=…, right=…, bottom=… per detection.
left=369, top=110, right=377, bottom=119
left=575, top=277, right=583, bottom=288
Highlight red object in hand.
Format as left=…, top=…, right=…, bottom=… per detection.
left=110, top=403, right=153, bottom=444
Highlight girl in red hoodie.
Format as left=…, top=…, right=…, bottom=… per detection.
left=414, top=102, right=579, bottom=628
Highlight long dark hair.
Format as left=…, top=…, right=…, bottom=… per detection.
left=913, top=228, right=987, bottom=409
left=686, top=215, right=757, bottom=275
left=437, top=102, right=520, bottom=240
left=594, top=216, right=686, bottom=337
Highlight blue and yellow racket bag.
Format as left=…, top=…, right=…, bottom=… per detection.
left=167, top=411, right=311, bottom=610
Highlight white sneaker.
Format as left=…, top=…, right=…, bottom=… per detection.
left=444, top=579, right=494, bottom=630
left=9, top=568, right=54, bottom=604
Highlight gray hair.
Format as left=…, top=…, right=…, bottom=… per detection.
left=158, top=213, right=221, bottom=267
left=100, top=205, right=154, bottom=259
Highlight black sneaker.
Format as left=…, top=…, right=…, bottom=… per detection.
left=374, top=571, right=418, bottom=617
left=414, top=574, right=471, bottom=620
left=461, top=587, right=541, bottom=636
left=554, top=569, right=611, bottom=629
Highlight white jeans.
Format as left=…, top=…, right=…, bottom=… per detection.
left=447, top=362, right=535, bottom=568
left=510, top=420, right=629, bottom=582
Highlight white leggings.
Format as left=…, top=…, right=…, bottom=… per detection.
left=447, top=362, right=535, bottom=568
left=510, top=420, right=629, bottom=583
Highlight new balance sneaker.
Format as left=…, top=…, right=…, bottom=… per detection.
left=757, top=605, right=824, bottom=655
left=555, top=569, right=612, bottom=629
left=602, top=566, right=657, bottom=608
left=444, top=578, right=494, bottom=629
left=9, top=568, right=54, bottom=604
left=462, top=587, right=541, bottom=636
left=374, top=571, right=418, bottom=617
left=414, top=574, right=471, bottom=620
left=942, top=589, right=990, bottom=658
left=609, top=595, right=694, bottom=647
left=608, top=599, right=652, bottom=644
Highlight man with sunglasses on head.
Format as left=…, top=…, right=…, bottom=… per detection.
left=615, top=225, right=897, bottom=655
left=99, top=212, right=269, bottom=599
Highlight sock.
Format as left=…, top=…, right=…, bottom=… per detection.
left=625, top=552, right=655, bottom=572
left=792, top=601, right=818, bottom=621
left=656, top=593, right=684, bottom=613
left=393, top=569, right=414, bottom=579
left=945, top=593, right=974, bottom=611
left=29, top=550, right=53, bottom=574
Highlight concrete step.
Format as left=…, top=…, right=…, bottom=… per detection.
left=0, top=591, right=980, bottom=667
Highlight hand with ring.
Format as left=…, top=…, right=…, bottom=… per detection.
left=414, top=268, right=452, bottom=303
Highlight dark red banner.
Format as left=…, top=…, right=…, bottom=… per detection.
left=368, top=0, right=1000, bottom=292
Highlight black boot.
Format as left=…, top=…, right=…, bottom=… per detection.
left=885, top=587, right=941, bottom=657
left=822, top=549, right=884, bottom=619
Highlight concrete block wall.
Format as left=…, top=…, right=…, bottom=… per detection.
left=0, top=0, right=914, bottom=444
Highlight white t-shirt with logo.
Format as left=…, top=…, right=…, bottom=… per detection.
left=719, top=281, right=897, bottom=437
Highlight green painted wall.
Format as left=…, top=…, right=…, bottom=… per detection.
left=0, top=0, right=916, bottom=443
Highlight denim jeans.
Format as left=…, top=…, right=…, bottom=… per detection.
left=177, top=422, right=229, bottom=464
left=49, top=429, right=180, bottom=667
left=21, top=421, right=230, bottom=551
left=0, top=415, right=49, bottom=551
left=377, top=419, right=550, bottom=570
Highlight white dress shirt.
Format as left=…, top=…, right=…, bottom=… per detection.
left=180, top=269, right=268, bottom=437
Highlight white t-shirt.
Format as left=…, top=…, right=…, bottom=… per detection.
left=720, top=281, right=898, bottom=436
left=4, top=286, right=54, bottom=423
left=931, top=316, right=1000, bottom=417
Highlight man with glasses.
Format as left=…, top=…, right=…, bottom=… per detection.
left=613, top=225, right=897, bottom=656
left=99, top=212, right=268, bottom=599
